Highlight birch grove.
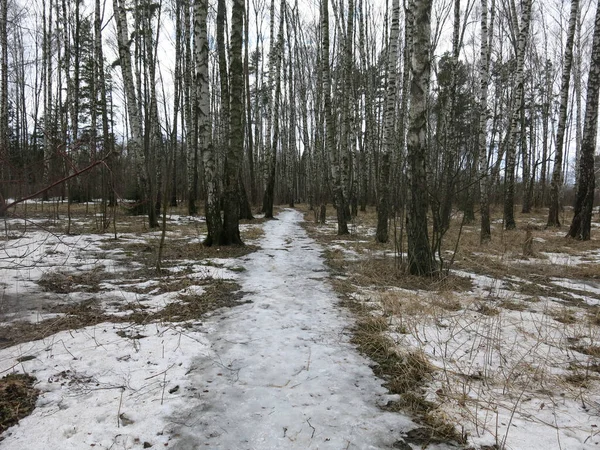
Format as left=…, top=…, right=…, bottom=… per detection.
left=0, top=0, right=598, bottom=261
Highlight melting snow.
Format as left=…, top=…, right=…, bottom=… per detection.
left=0, top=209, right=426, bottom=449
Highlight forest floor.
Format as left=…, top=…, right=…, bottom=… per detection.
left=302, top=204, right=600, bottom=450
left=0, top=201, right=598, bottom=449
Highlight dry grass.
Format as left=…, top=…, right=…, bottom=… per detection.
left=304, top=204, right=600, bottom=448
left=3, top=205, right=261, bottom=347
left=240, top=225, right=265, bottom=242
left=0, top=374, right=39, bottom=434
left=350, top=313, right=465, bottom=445
left=158, top=240, right=257, bottom=262
left=153, top=281, right=244, bottom=323
left=570, top=344, right=600, bottom=358
left=38, top=267, right=106, bottom=294
left=0, top=302, right=109, bottom=349
left=0, top=280, right=244, bottom=349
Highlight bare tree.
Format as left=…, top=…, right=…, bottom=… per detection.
left=548, top=0, right=580, bottom=227
left=376, top=0, right=400, bottom=243
left=503, top=0, right=533, bottom=230
left=321, top=0, right=349, bottom=235
left=406, top=0, right=435, bottom=275
left=567, top=0, right=600, bottom=240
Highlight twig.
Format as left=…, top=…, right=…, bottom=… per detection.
left=59, top=339, right=76, bottom=359
left=117, top=387, right=124, bottom=428
left=144, top=363, right=176, bottom=381
left=161, top=371, right=167, bottom=405
left=306, top=417, right=315, bottom=438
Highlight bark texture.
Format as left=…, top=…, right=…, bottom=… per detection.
left=406, top=0, right=435, bottom=275
left=220, top=0, right=245, bottom=245
left=321, top=0, right=349, bottom=235
left=194, top=0, right=222, bottom=246
left=376, top=0, right=401, bottom=243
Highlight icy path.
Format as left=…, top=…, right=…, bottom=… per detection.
left=171, top=209, right=414, bottom=449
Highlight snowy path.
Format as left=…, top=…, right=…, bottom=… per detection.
left=171, top=209, right=414, bottom=449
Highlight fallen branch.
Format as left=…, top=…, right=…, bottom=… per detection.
left=0, top=152, right=114, bottom=216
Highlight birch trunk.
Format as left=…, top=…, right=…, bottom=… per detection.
left=548, top=0, right=579, bottom=227
left=321, top=0, right=349, bottom=235
left=376, top=0, right=401, bottom=243
left=262, top=0, right=285, bottom=218
left=503, top=0, right=532, bottom=230
left=186, top=1, right=199, bottom=215
left=567, top=0, right=600, bottom=240
left=194, top=0, right=222, bottom=245
left=0, top=0, right=7, bottom=213
left=478, top=0, right=495, bottom=242
left=113, top=0, right=149, bottom=224
left=406, top=0, right=435, bottom=275
left=220, top=0, right=245, bottom=245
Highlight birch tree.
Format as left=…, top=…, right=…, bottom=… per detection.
left=407, top=0, right=435, bottom=275
left=478, top=0, right=495, bottom=242
left=194, top=0, right=222, bottom=245
left=321, top=0, right=349, bottom=235
left=548, top=0, right=580, bottom=227
left=262, top=0, right=285, bottom=219
left=113, top=0, right=158, bottom=228
left=375, top=0, right=400, bottom=243
left=0, top=0, right=7, bottom=214
left=503, top=0, right=532, bottom=230
left=220, top=0, right=245, bottom=244
left=567, top=0, right=600, bottom=241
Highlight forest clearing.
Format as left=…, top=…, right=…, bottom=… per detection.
left=0, top=202, right=598, bottom=449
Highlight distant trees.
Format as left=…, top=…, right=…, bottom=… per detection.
left=0, top=0, right=598, bottom=253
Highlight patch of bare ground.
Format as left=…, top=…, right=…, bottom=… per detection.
left=0, top=205, right=262, bottom=349
left=38, top=267, right=106, bottom=293
left=0, top=374, right=39, bottom=435
left=155, top=281, right=247, bottom=322
left=301, top=204, right=600, bottom=448
left=101, top=238, right=257, bottom=267
left=0, top=280, right=243, bottom=349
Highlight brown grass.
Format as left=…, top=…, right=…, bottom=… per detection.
left=351, top=314, right=465, bottom=444
left=155, top=281, right=245, bottom=322
left=301, top=205, right=600, bottom=448
left=0, top=281, right=244, bottom=349
left=240, top=225, right=265, bottom=242
left=38, top=267, right=106, bottom=294
left=570, top=344, right=600, bottom=358
left=108, top=239, right=258, bottom=266
left=0, top=374, right=39, bottom=434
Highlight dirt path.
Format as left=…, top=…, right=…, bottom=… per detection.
left=170, top=209, right=417, bottom=449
